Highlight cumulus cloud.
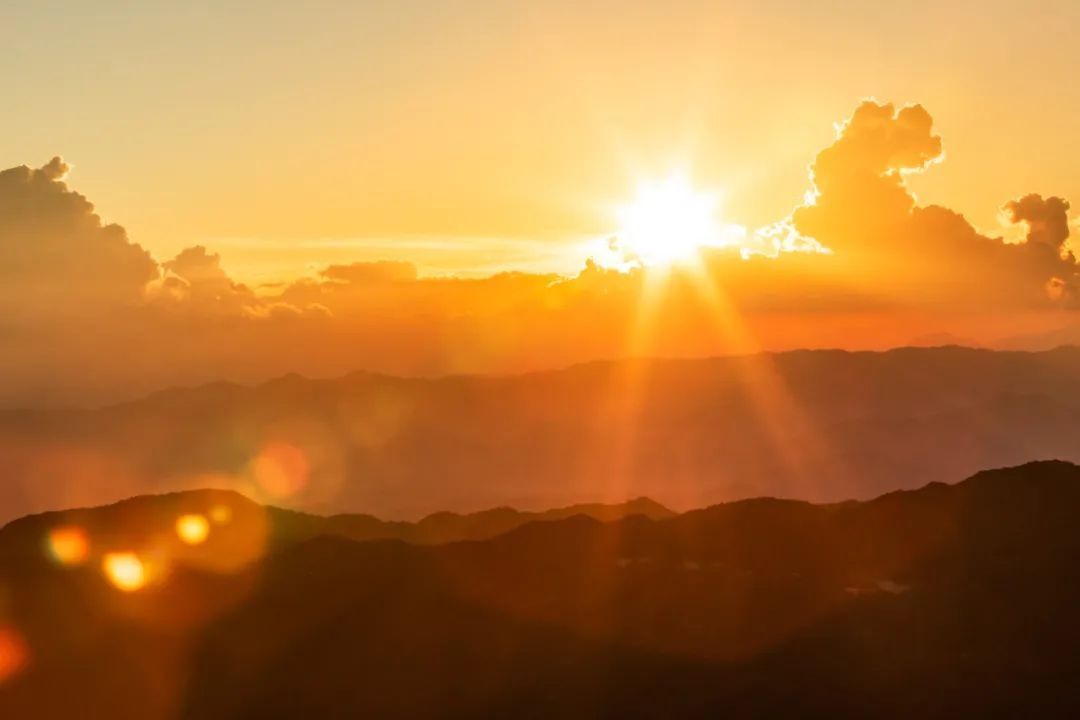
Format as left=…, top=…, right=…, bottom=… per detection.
left=1004, top=194, right=1072, bottom=252
left=165, top=245, right=232, bottom=285
left=157, top=245, right=257, bottom=311
left=0, top=157, right=157, bottom=317
left=39, top=156, right=71, bottom=181
left=793, top=101, right=942, bottom=255
left=153, top=245, right=336, bottom=320
left=791, top=100, right=1079, bottom=308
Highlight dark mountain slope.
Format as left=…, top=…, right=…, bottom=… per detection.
left=0, top=490, right=672, bottom=566
left=1, top=461, right=1080, bottom=717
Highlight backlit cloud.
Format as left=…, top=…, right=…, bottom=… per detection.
left=1004, top=194, right=1072, bottom=252
left=1, top=101, right=1078, bottom=406
left=791, top=101, right=1079, bottom=309
left=0, top=157, right=157, bottom=318
left=158, top=245, right=259, bottom=314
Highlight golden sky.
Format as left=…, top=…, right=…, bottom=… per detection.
left=2, top=1, right=1080, bottom=407
left=3, top=1, right=1080, bottom=282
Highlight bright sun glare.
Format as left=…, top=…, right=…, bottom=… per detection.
left=615, top=175, right=725, bottom=266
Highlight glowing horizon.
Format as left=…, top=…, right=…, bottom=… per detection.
left=1, top=4, right=1079, bottom=411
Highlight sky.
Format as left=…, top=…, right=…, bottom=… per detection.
left=3, top=0, right=1079, bottom=282
left=1, top=1, right=1080, bottom=407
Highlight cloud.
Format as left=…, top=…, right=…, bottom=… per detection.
left=242, top=301, right=333, bottom=320
left=321, top=261, right=418, bottom=284
left=156, top=245, right=259, bottom=313
left=791, top=101, right=1079, bottom=309
left=165, top=245, right=233, bottom=285
left=1004, top=194, right=1072, bottom=252
left=39, top=156, right=71, bottom=182
left=153, top=245, right=337, bottom=321
left=1, top=102, right=1078, bottom=407
left=793, top=101, right=942, bottom=255
left=0, top=157, right=157, bottom=318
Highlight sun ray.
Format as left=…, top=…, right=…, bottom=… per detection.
left=678, top=259, right=851, bottom=500
left=592, top=163, right=854, bottom=509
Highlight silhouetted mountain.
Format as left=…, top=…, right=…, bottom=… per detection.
left=2, top=461, right=1080, bottom=717
left=4, top=346, right=1080, bottom=524
left=277, top=495, right=675, bottom=545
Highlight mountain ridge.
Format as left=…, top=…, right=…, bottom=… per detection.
left=0, top=488, right=676, bottom=549
left=8, top=343, right=1080, bottom=416
left=3, top=460, right=1080, bottom=718
left=5, top=345, right=1080, bottom=524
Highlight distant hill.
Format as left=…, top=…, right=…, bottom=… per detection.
left=4, top=346, right=1080, bottom=523
left=1000, top=324, right=1080, bottom=351
left=271, top=494, right=674, bottom=546
left=2, top=461, right=1080, bottom=717
left=0, top=492, right=673, bottom=568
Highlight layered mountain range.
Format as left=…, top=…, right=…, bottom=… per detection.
left=2, top=461, right=1079, bottom=718
left=3, top=346, right=1080, bottom=523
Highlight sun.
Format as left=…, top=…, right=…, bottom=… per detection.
left=615, top=175, right=724, bottom=266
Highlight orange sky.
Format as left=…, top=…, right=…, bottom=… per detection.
left=3, top=1, right=1080, bottom=283
left=1, top=2, right=1080, bottom=407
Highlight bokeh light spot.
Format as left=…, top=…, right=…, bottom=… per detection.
left=175, top=514, right=210, bottom=545
left=102, top=552, right=146, bottom=592
left=209, top=504, right=233, bottom=525
left=0, top=625, right=29, bottom=684
left=45, top=525, right=89, bottom=566
left=252, top=442, right=309, bottom=499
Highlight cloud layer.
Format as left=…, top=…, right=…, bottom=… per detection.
left=0, top=102, right=1077, bottom=406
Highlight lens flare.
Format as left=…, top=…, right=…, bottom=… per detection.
left=252, top=442, right=309, bottom=499
left=175, top=514, right=210, bottom=545
left=45, top=525, right=89, bottom=566
left=209, top=504, right=233, bottom=525
left=0, top=625, right=29, bottom=684
left=102, top=552, right=146, bottom=592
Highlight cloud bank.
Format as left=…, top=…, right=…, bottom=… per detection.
left=791, top=102, right=1079, bottom=309
left=1, top=101, right=1077, bottom=406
